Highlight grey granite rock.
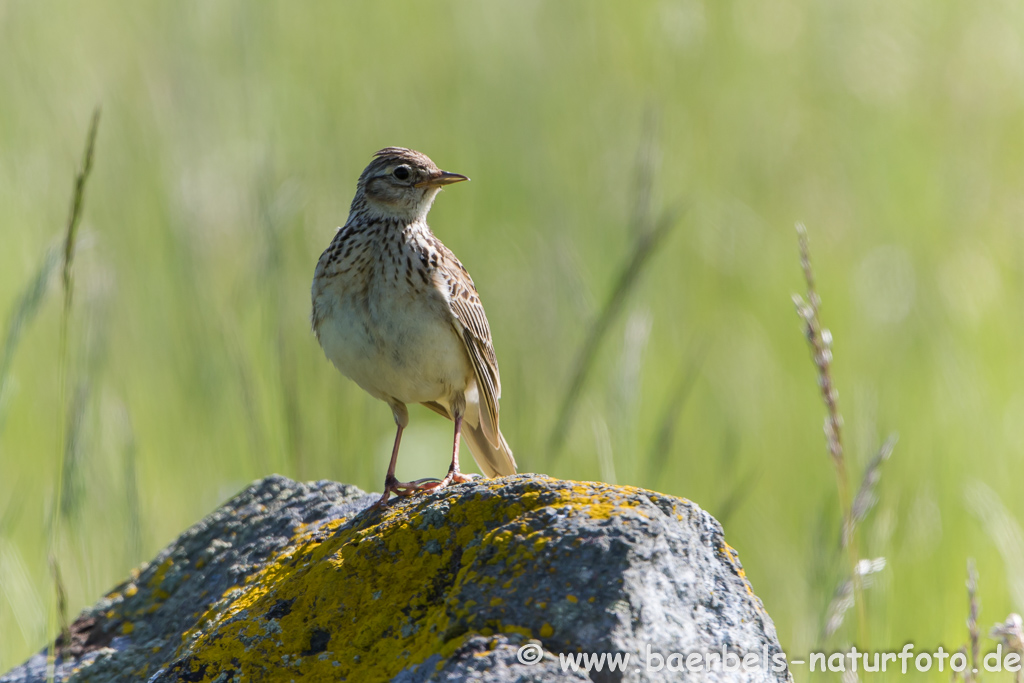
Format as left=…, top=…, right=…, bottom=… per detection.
left=0, top=475, right=791, bottom=682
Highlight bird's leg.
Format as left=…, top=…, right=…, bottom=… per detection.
left=375, top=402, right=440, bottom=507
left=436, top=409, right=476, bottom=488
left=375, top=421, right=405, bottom=508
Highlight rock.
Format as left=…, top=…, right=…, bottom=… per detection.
left=1, top=475, right=791, bottom=682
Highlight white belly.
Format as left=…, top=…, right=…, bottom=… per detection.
left=314, top=278, right=473, bottom=406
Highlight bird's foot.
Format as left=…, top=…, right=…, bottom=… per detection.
left=434, top=470, right=479, bottom=490
left=373, top=473, right=480, bottom=508
left=373, top=476, right=442, bottom=508
left=393, top=477, right=443, bottom=496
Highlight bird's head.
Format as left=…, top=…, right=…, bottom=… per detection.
left=355, top=147, right=468, bottom=221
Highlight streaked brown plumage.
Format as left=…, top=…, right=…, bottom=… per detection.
left=311, top=147, right=516, bottom=506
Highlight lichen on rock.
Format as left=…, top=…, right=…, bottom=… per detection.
left=1, top=474, right=791, bottom=683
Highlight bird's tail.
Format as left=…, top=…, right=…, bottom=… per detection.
left=420, top=386, right=517, bottom=478
left=462, top=419, right=517, bottom=478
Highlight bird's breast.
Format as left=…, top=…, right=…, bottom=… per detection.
left=313, top=241, right=473, bottom=405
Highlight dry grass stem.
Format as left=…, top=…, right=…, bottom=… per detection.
left=547, top=131, right=681, bottom=464
left=851, top=434, right=897, bottom=532
left=548, top=207, right=679, bottom=460
left=61, top=109, right=101, bottom=315
left=991, top=613, right=1024, bottom=683
left=823, top=577, right=854, bottom=639
left=792, top=223, right=867, bottom=646
left=47, top=559, right=69, bottom=651
left=823, top=558, right=886, bottom=639
left=47, top=107, right=101, bottom=683
left=792, top=224, right=849, bottom=497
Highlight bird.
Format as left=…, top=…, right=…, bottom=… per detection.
left=311, top=147, right=517, bottom=507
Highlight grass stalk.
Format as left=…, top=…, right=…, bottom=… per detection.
left=0, top=247, right=62, bottom=434
left=547, top=115, right=680, bottom=463
left=991, top=613, right=1024, bottom=683
left=47, top=108, right=100, bottom=680
left=791, top=223, right=868, bottom=648
left=851, top=435, right=897, bottom=527
left=548, top=208, right=680, bottom=460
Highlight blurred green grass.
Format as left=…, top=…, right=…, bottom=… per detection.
left=2, top=0, right=1024, bottom=675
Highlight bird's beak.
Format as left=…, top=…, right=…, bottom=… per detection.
left=415, top=171, right=469, bottom=188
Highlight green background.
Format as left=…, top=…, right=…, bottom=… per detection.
left=2, top=1, right=1023, bottom=677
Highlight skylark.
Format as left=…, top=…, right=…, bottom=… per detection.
left=312, top=148, right=517, bottom=506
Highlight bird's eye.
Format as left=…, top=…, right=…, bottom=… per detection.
left=393, top=166, right=411, bottom=180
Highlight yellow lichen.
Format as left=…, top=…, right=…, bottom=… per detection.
left=170, top=477, right=664, bottom=682
left=718, top=541, right=759, bottom=600
left=147, top=558, right=174, bottom=589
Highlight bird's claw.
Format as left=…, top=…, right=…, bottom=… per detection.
left=373, top=472, right=480, bottom=508
left=436, top=470, right=478, bottom=489
left=373, top=476, right=443, bottom=508
left=393, top=477, right=442, bottom=496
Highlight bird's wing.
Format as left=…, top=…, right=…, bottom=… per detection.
left=431, top=237, right=503, bottom=448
